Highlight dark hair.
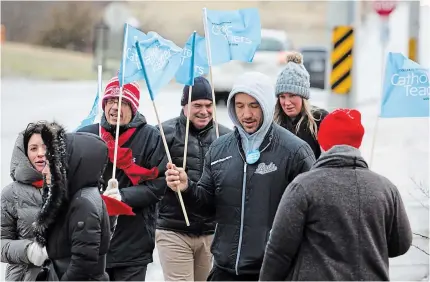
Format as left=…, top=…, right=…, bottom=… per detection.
left=23, top=121, right=48, bottom=156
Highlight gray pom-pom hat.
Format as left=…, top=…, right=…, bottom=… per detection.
left=275, top=52, right=311, bottom=99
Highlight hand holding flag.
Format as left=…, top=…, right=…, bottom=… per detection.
left=132, top=30, right=190, bottom=226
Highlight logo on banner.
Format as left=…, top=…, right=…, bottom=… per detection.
left=143, top=43, right=173, bottom=73
left=211, top=22, right=252, bottom=46
left=180, top=47, right=205, bottom=76
left=390, top=68, right=430, bottom=99
left=125, top=46, right=142, bottom=70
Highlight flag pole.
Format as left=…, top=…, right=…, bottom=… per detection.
left=97, top=64, right=103, bottom=138
left=111, top=25, right=129, bottom=180
left=183, top=31, right=197, bottom=169
left=134, top=41, right=190, bottom=226
left=369, top=20, right=389, bottom=169
left=202, top=7, right=220, bottom=138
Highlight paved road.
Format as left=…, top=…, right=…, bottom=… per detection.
left=1, top=78, right=428, bottom=280
left=0, top=78, right=331, bottom=280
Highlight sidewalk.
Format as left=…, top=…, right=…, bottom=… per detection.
left=312, top=93, right=429, bottom=281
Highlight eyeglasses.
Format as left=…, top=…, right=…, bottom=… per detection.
left=106, top=98, right=130, bottom=107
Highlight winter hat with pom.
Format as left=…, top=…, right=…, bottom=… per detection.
left=318, top=108, right=365, bottom=151
left=275, top=52, right=310, bottom=99
left=102, top=76, right=141, bottom=115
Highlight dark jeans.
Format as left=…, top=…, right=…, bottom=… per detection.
left=106, top=265, right=147, bottom=281
left=207, top=266, right=259, bottom=281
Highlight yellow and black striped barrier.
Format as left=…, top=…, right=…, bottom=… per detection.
left=330, top=26, right=354, bottom=95
left=408, top=37, right=417, bottom=62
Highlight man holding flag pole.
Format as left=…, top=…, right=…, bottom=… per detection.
left=155, top=31, right=231, bottom=281
left=78, top=56, right=167, bottom=281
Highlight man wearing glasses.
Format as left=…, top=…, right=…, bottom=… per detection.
left=78, top=76, right=166, bottom=281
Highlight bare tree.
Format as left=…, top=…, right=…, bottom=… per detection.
left=407, top=177, right=429, bottom=256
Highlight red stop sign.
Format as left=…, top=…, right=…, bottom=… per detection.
left=373, top=0, right=397, bottom=17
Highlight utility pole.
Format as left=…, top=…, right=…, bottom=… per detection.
left=421, top=1, right=430, bottom=68
left=408, top=1, right=420, bottom=63
left=326, top=0, right=359, bottom=110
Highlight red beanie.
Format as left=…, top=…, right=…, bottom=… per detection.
left=318, top=108, right=365, bottom=151
left=102, top=76, right=140, bottom=115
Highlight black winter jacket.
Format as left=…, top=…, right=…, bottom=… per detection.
left=182, top=123, right=315, bottom=276
left=78, top=113, right=166, bottom=268
left=280, top=107, right=328, bottom=159
left=157, top=112, right=232, bottom=235
left=33, top=127, right=112, bottom=281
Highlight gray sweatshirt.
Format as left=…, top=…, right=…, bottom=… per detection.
left=259, top=145, right=412, bottom=281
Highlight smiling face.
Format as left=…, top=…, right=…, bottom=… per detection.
left=234, top=93, right=263, bottom=134
left=183, top=99, right=213, bottom=130
left=104, top=98, right=133, bottom=125
left=278, top=93, right=303, bottom=118
left=27, top=133, right=47, bottom=172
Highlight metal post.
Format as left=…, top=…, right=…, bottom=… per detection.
left=350, top=0, right=361, bottom=108
left=93, top=21, right=109, bottom=72
left=408, top=1, right=420, bottom=63
left=326, top=0, right=357, bottom=110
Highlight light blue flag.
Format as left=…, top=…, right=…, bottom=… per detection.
left=75, top=93, right=100, bottom=131
left=118, top=24, right=147, bottom=87
left=134, top=31, right=183, bottom=100
left=175, top=32, right=209, bottom=86
left=204, top=8, right=261, bottom=65
left=380, top=52, right=429, bottom=118
left=175, top=33, right=209, bottom=85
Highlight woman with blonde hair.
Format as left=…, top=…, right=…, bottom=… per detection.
left=274, top=52, right=328, bottom=159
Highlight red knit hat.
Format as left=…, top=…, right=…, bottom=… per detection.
left=102, top=76, right=140, bottom=115
left=318, top=108, right=365, bottom=151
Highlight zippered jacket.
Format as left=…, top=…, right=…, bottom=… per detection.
left=182, top=123, right=315, bottom=275
left=157, top=111, right=231, bottom=235
left=1, top=132, right=44, bottom=281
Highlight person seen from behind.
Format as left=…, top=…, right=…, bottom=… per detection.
left=1, top=122, right=51, bottom=281
left=165, top=72, right=315, bottom=281
left=32, top=122, right=119, bottom=280
left=259, top=108, right=412, bottom=281
left=274, top=52, right=328, bottom=159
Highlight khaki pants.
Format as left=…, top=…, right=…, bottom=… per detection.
left=156, top=229, right=214, bottom=281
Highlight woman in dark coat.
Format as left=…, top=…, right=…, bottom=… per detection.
left=32, top=122, right=115, bottom=281
left=274, top=52, right=328, bottom=159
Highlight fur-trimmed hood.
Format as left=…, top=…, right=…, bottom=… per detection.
left=33, top=122, right=108, bottom=246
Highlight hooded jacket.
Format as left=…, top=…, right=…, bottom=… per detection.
left=181, top=72, right=316, bottom=276
left=77, top=112, right=166, bottom=267
left=1, top=133, right=44, bottom=281
left=259, top=145, right=413, bottom=281
left=33, top=123, right=112, bottom=281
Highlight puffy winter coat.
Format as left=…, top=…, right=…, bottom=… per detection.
left=1, top=132, right=44, bottom=281
left=157, top=112, right=232, bottom=235
left=33, top=127, right=112, bottom=281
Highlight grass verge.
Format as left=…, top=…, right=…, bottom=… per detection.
left=1, top=42, right=119, bottom=81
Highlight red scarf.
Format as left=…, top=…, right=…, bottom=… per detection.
left=32, top=180, right=44, bottom=189
left=100, top=127, right=159, bottom=186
